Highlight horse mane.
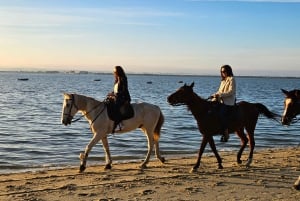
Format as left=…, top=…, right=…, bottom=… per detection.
left=186, top=90, right=211, bottom=114
left=192, top=92, right=207, bottom=103
left=73, top=93, right=102, bottom=105
left=293, top=89, right=300, bottom=98
left=286, top=89, right=300, bottom=101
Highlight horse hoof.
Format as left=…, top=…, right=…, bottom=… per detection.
left=104, top=164, right=112, bottom=170
left=294, top=176, right=300, bottom=190
left=245, top=158, right=252, bottom=168
left=79, top=165, right=86, bottom=173
left=190, top=168, right=197, bottom=173
left=140, top=164, right=147, bottom=169
left=237, top=159, right=242, bottom=164
left=160, top=157, right=166, bottom=163
left=218, top=164, right=224, bottom=169
left=245, top=163, right=251, bottom=168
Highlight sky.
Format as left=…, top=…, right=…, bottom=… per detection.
left=0, top=0, right=300, bottom=76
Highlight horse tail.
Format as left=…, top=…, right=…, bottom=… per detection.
left=154, top=111, right=164, bottom=142
left=255, top=103, right=280, bottom=122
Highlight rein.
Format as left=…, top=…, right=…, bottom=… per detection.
left=69, top=95, right=106, bottom=124
left=90, top=105, right=106, bottom=125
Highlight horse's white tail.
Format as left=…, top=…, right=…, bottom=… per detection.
left=154, top=111, right=164, bottom=142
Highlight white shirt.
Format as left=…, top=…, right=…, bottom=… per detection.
left=216, top=76, right=236, bottom=106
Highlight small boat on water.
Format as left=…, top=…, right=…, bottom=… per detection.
left=17, top=78, right=29, bottom=81
left=94, top=79, right=101, bottom=81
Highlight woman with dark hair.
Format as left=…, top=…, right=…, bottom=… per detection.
left=213, top=65, right=236, bottom=105
left=107, top=66, right=131, bottom=133
left=212, top=64, right=236, bottom=142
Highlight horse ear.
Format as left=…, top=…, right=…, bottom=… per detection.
left=190, top=82, right=194, bottom=88
left=281, top=89, right=289, bottom=96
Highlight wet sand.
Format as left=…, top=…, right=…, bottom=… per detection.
left=0, top=147, right=299, bottom=201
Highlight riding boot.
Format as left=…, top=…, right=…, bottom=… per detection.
left=220, top=117, right=229, bottom=142
left=111, top=101, right=123, bottom=133
left=112, top=121, right=117, bottom=134
left=112, top=119, right=123, bottom=133
left=219, top=105, right=230, bottom=142
left=220, top=113, right=229, bottom=142
left=220, top=128, right=229, bottom=142
left=113, top=121, right=123, bottom=133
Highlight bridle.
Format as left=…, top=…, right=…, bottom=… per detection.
left=63, top=94, right=106, bottom=124
left=63, top=94, right=79, bottom=123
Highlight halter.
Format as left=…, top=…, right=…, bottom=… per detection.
left=62, top=94, right=79, bottom=123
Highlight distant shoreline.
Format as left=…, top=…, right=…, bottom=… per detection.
left=1, top=70, right=300, bottom=79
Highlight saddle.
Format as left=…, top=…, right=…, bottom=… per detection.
left=209, top=101, right=239, bottom=123
left=105, top=98, right=134, bottom=122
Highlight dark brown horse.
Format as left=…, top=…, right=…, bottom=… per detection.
left=167, top=82, right=280, bottom=172
left=281, top=89, right=300, bottom=125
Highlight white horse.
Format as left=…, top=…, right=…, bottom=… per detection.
left=61, top=93, right=165, bottom=173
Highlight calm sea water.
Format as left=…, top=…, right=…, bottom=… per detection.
left=0, top=71, right=299, bottom=173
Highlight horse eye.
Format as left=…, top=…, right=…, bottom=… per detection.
left=66, top=103, right=70, bottom=107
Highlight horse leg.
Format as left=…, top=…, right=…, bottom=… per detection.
left=140, top=129, right=154, bottom=169
left=236, top=129, right=248, bottom=164
left=246, top=131, right=255, bottom=168
left=191, top=136, right=208, bottom=172
left=154, top=139, right=165, bottom=164
left=101, top=136, right=112, bottom=170
left=79, top=134, right=101, bottom=173
left=207, top=136, right=223, bottom=169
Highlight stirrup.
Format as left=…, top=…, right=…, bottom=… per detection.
left=114, top=123, right=124, bottom=132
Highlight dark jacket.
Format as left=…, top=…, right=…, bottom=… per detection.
left=114, top=77, right=131, bottom=106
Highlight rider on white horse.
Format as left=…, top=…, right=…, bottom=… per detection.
left=106, top=66, right=131, bottom=133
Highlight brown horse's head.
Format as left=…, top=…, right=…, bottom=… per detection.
left=167, top=82, right=194, bottom=106
left=281, top=89, right=300, bottom=125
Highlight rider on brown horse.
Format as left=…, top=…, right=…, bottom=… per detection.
left=211, top=65, right=237, bottom=142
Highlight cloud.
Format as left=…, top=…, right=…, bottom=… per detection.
left=0, top=8, right=92, bottom=31
left=0, top=5, right=183, bottom=32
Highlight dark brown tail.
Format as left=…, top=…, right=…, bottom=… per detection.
left=255, top=103, right=280, bottom=122
left=154, top=111, right=164, bottom=142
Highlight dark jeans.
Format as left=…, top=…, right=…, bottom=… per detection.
left=112, top=98, right=130, bottom=132
left=219, top=105, right=234, bottom=134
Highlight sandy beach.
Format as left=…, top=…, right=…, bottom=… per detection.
left=0, top=147, right=299, bottom=201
